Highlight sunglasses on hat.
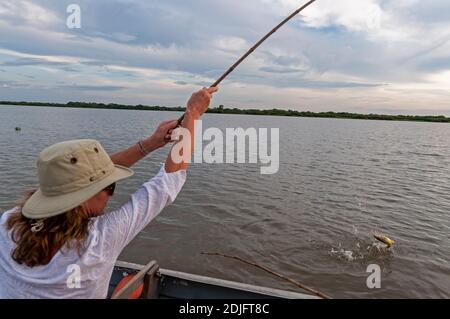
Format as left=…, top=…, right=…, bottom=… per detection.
left=103, top=183, right=116, bottom=196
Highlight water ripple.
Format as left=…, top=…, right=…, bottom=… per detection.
left=1, top=106, right=450, bottom=298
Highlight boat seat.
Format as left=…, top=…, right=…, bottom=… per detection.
left=111, top=260, right=160, bottom=299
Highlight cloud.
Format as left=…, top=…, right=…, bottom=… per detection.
left=298, top=81, right=384, bottom=89
left=0, top=0, right=60, bottom=27
left=214, top=36, right=248, bottom=52
left=0, top=0, right=449, bottom=113
left=259, top=66, right=304, bottom=74
left=0, top=79, right=34, bottom=88
left=58, top=84, right=127, bottom=91
left=1, top=57, right=70, bottom=66
left=295, top=0, right=388, bottom=35
left=419, top=57, right=450, bottom=72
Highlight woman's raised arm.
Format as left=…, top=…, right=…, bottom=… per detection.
left=165, top=87, right=219, bottom=173
left=110, top=120, right=179, bottom=168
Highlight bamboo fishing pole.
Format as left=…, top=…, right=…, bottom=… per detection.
left=201, top=252, right=330, bottom=299
left=177, top=0, right=318, bottom=125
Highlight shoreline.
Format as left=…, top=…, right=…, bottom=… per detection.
left=1, top=101, right=450, bottom=123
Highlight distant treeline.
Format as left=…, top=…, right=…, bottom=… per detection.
left=1, top=101, right=450, bottom=123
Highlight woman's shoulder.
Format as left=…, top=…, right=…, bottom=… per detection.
left=0, top=207, right=20, bottom=223
left=142, top=163, right=187, bottom=190
left=0, top=208, right=19, bottom=247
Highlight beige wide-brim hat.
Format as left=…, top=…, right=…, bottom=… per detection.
left=22, top=139, right=134, bottom=219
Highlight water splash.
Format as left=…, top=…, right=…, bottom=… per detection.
left=330, top=246, right=358, bottom=261
left=330, top=240, right=394, bottom=262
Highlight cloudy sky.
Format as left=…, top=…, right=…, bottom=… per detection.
left=0, top=0, right=449, bottom=115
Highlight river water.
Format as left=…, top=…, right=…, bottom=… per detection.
left=0, top=105, right=449, bottom=298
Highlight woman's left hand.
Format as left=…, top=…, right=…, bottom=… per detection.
left=147, top=119, right=179, bottom=150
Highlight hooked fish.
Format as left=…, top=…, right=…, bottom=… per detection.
left=373, top=234, right=395, bottom=248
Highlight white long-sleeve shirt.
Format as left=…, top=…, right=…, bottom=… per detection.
left=0, top=165, right=186, bottom=299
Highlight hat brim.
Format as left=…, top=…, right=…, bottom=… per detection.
left=22, top=165, right=133, bottom=219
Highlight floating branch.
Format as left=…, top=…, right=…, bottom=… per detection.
left=201, top=251, right=330, bottom=299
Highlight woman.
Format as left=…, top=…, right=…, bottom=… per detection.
left=0, top=87, right=218, bottom=298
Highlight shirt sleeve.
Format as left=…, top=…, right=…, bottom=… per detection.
left=95, top=164, right=186, bottom=259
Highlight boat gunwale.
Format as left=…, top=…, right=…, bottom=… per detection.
left=114, top=260, right=318, bottom=299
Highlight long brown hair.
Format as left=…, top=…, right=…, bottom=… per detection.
left=6, top=190, right=91, bottom=267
